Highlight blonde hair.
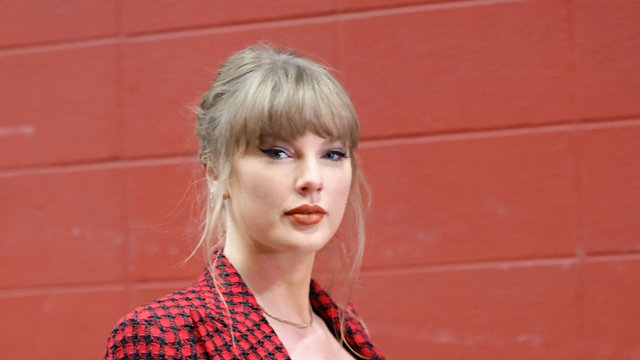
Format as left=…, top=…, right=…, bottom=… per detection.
left=193, top=43, right=369, bottom=351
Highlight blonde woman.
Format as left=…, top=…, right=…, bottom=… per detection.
left=105, top=44, right=385, bottom=360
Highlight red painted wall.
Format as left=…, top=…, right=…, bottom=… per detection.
left=1, top=1, right=639, bottom=359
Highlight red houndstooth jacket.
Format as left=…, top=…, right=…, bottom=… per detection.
left=105, top=252, right=385, bottom=359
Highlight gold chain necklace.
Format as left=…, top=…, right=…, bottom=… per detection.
left=258, top=303, right=314, bottom=329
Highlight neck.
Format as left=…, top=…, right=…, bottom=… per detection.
left=223, top=228, right=316, bottom=324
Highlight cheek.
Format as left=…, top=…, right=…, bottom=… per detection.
left=328, top=167, right=353, bottom=214
left=338, top=174, right=352, bottom=203
left=230, top=165, right=287, bottom=222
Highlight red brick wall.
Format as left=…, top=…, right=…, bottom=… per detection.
left=1, top=1, right=639, bottom=359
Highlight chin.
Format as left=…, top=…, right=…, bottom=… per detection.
left=276, top=230, right=333, bottom=254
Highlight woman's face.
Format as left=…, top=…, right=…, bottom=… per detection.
left=225, top=131, right=352, bottom=254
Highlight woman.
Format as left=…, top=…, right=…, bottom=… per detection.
left=105, top=44, right=385, bottom=360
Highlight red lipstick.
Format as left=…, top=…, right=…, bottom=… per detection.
left=284, top=204, right=326, bottom=226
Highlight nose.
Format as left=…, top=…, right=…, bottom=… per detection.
left=295, top=158, right=323, bottom=196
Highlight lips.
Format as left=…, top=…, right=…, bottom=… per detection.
left=284, top=204, right=326, bottom=226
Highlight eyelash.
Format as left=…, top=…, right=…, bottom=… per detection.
left=323, top=150, right=348, bottom=161
left=258, top=148, right=290, bottom=159
left=257, top=148, right=348, bottom=161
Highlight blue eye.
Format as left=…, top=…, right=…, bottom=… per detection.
left=258, top=147, right=290, bottom=159
left=324, top=150, right=348, bottom=161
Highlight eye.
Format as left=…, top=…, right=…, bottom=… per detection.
left=323, top=150, right=348, bottom=161
left=258, top=147, right=290, bottom=160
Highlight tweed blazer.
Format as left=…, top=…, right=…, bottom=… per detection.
left=105, top=252, right=385, bottom=359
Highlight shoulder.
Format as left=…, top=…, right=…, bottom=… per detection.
left=104, top=281, right=221, bottom=360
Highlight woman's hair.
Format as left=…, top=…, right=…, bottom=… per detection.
left=193, top=43, right=368, bottom=311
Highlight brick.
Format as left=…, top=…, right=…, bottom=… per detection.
left=0, top=45, right=120, bottom=168
left=355, top=260, right=581, bottom=359
left=0, top=289, right=128, bottom=360
left=0, top=169, right=127, bottom=287
left=121, top=0, right=341, bottom=34
left=579, top=122, right=640, bottom=253
left=583, top=256, right=640, bottom=359
left=130, top=282, right=193, bottom=309
left=121, top=23, right=339, bottom=157
left=0, top=0, right=117, bottom=48
left=127, top=161, right=205, bottom=281
left=340, top=0, right=574, bottom=138
left=576, top=0, right=640, bottom=118
left=120, top=0, right=463, bottom=35
left=343, top=0, right=456, bottom=10
left=359, top=129, right=578, bottom=268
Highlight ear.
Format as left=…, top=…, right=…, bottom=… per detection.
left=203, top=165, right=216, bottom=192
left=203, top=164, right=230, bottom=200
left=200, top=155, right=216, bottom=192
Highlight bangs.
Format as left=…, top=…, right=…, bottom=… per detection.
left=219, top=58, right=359, bottom=153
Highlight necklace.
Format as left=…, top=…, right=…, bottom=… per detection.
left=258, top=303, right=314, bottom=329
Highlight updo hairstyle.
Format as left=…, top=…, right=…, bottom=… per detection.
left=194, top=43, right=368, bottom=303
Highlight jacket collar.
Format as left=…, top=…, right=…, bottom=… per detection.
left=192, top=251, right=380, bottom=359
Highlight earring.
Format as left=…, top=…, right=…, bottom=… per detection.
left=209, top=191, right=215, bottom=200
